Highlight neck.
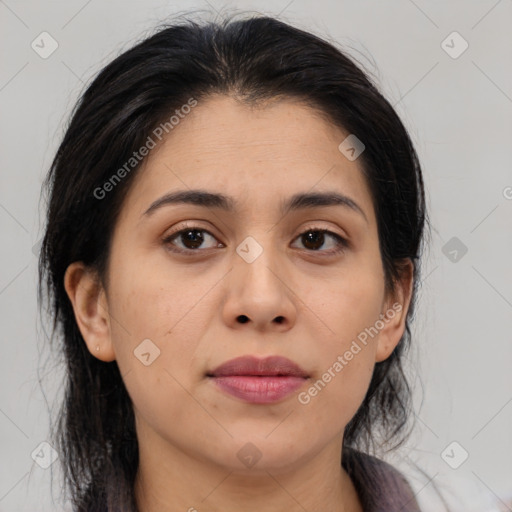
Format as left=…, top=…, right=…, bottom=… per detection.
left=133, top=423, right=362, bottom=512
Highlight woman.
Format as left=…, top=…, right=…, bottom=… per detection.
left=38, top=12, right=431, bottom=512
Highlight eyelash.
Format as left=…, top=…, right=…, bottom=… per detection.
left=162, top=223, right=348, bottom=256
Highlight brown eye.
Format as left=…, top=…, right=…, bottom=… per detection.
left=176, top=229, right=205, bottom=249
left=292, top=228, right=347, bottom=254
left=163, top=227, right=222, bottom=253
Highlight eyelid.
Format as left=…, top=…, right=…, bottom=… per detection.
left=298, top=222, right=348, bottom=242
left=163, top=220, right=217, bottom=236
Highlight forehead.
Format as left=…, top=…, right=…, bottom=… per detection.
left=123, top=94, right=374, bottom=220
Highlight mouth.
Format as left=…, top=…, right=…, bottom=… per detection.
left=206, top=355, right=309, bottom=404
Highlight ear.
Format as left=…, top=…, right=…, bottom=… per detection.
left=375, top=259, right=414, bottom=363
left=63, top=262, right=116, bottom=362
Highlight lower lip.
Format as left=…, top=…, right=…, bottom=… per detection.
left=210, top=375, right=307, bottom=403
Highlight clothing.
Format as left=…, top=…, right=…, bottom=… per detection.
left=342, top=448, right=422, bottom=511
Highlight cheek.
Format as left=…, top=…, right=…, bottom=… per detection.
left=108, top=251, right=216, bottom=345
left=308, top=257, right=385, bottom=348
left=297, top=261, right=384, bottom=416
left=297, top=315, right=376, bottom=436
left=105, top=265, right=212, bottom=441
left=299, top=360, right=374, bottom=437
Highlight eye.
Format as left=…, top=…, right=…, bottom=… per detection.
left=291, top=227, right=348, bottom=255
left=163, top=224, right=224, bottom=253
left=162, top=224, right=348, bottom=256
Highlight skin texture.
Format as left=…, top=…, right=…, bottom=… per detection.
left=64, top=95, right=414, bottom=512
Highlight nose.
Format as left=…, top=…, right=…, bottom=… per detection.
left=221, top=239, right=297, bottom=332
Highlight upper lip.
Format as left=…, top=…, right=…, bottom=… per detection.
left=208, top=355, right=309, bottom=378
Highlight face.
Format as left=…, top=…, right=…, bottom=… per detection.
left=66, top=94, right=412, bottom=474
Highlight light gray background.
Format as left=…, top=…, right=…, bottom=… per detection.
left=1, top=1, right=511, bottom=511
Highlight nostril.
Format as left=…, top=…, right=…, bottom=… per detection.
left=237, top=315, right=249, bottom=323
left=274, top=316, right=284, bottom=324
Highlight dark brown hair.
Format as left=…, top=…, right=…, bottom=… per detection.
left=38, top=10, right=432, bottom=511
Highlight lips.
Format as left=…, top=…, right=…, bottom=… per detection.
left=207, top=355, right=309, bottom=404
left=208, top=355, right=309, bottom=378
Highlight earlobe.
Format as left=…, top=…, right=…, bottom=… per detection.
left=375, top=259, right=414, bottom=363
left=63, top=262, right=116, bottom=362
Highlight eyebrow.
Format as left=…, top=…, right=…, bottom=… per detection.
left=142, top=189, right=368, bottom=223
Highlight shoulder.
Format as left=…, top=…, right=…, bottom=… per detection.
left=342, top=448, right=422, bottom=512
